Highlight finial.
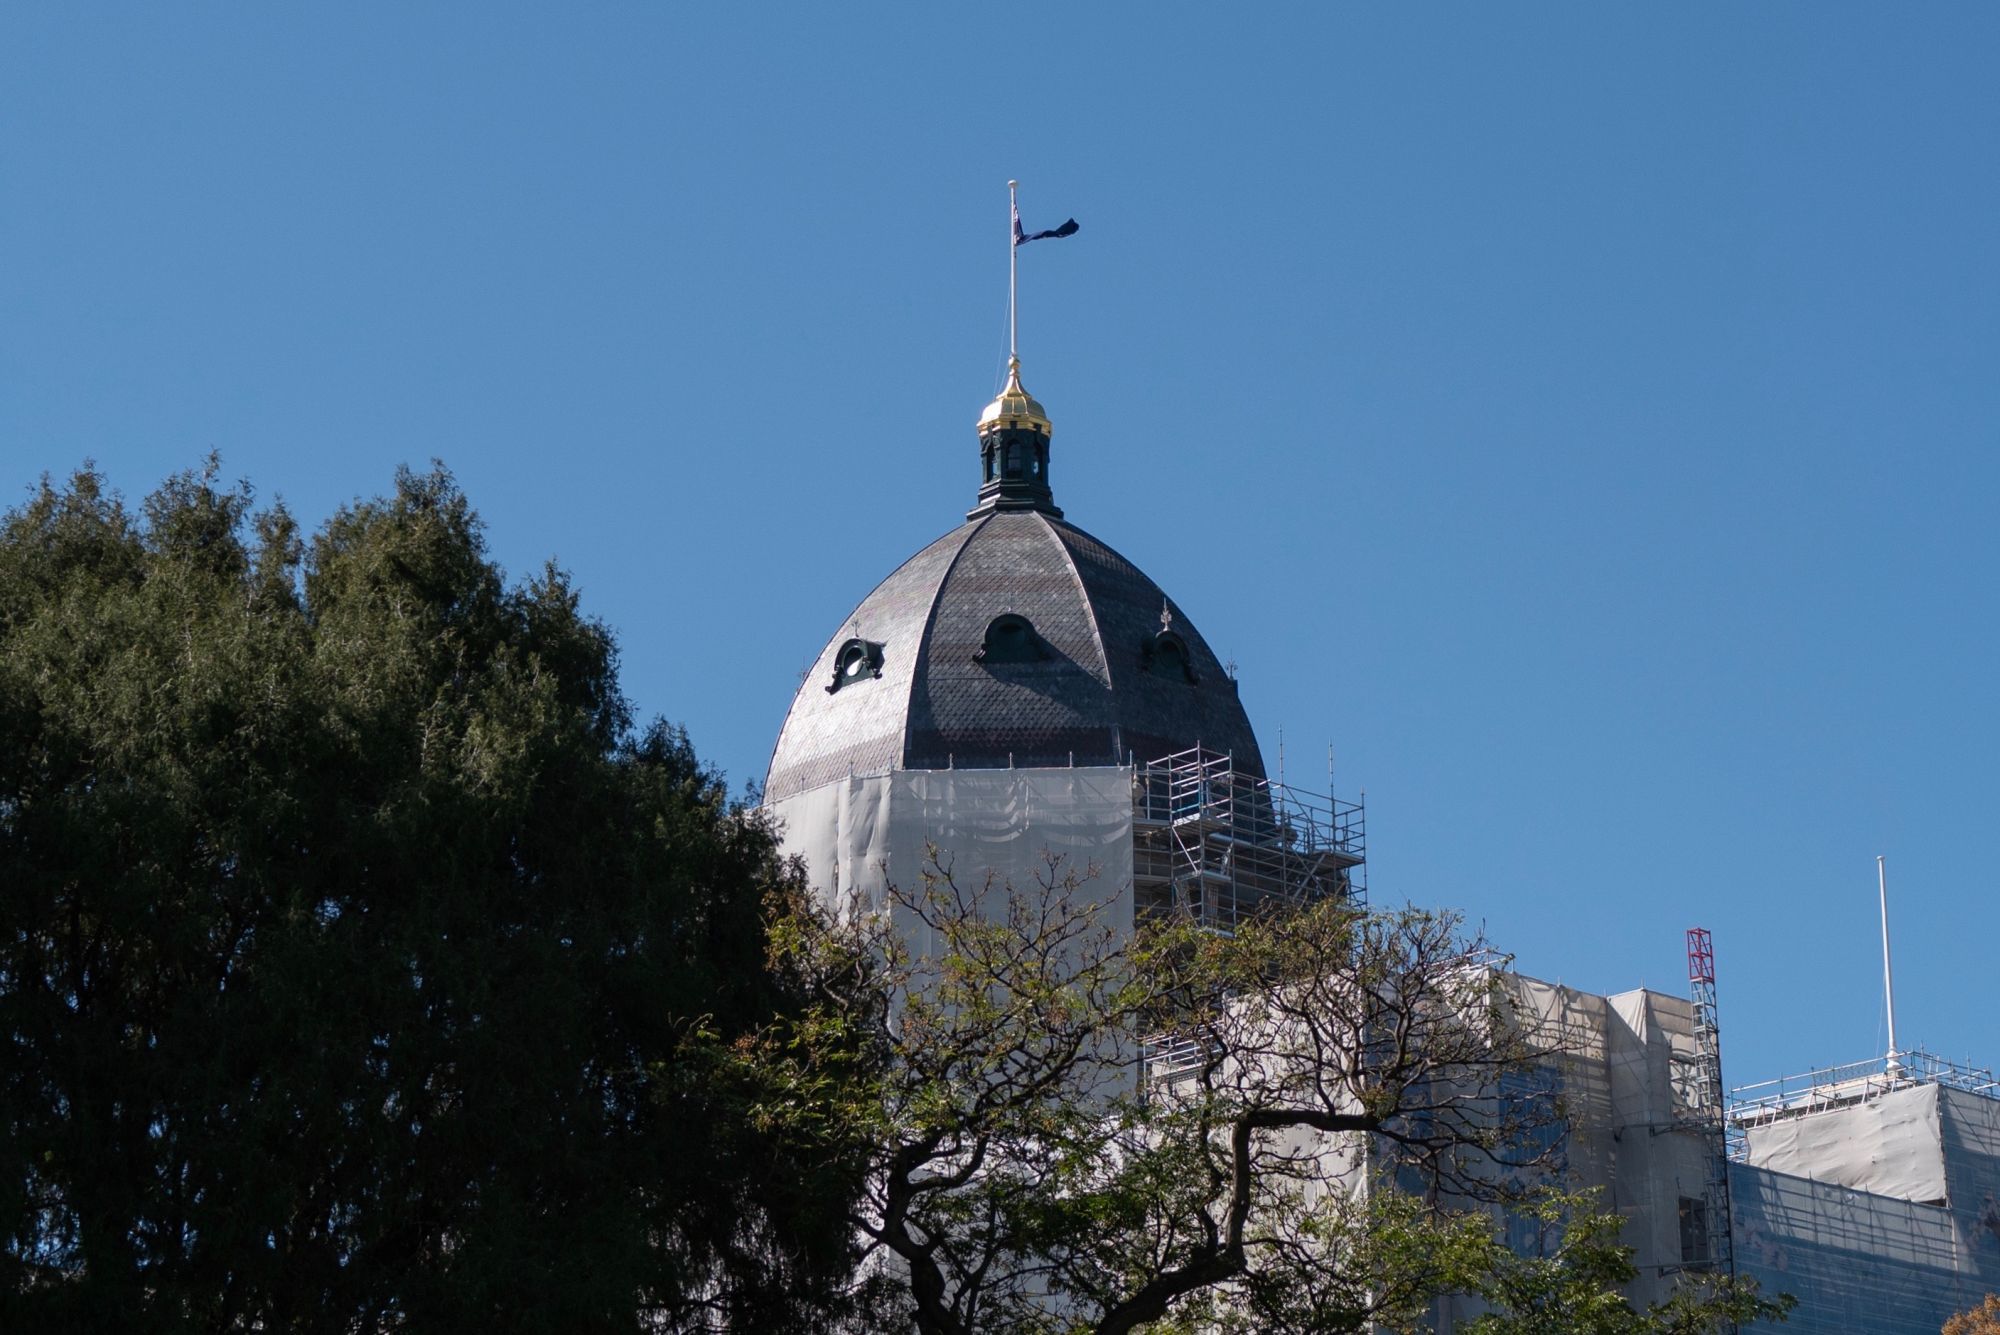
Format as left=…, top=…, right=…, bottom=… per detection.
left=977, top=360, right=1049, bottom=434
left=1160, top=599, right=1173, bottom=634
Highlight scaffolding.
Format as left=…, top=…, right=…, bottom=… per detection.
left=1725, top=1051, right=2000, bottom=1333
left=1679, top=928, right=1736, bottom=1285
left=1131, top=745, right=1365, bottom=933
left=1135, top=746, right=1363, bottom=1086
left=1728, top=1049, right=2000, bottom=1146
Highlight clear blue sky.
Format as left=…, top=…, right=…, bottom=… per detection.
left=6, top=6, right=1995, bottom=1094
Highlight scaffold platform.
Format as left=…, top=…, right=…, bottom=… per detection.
left=1131, top=746, right=1365, bottom=932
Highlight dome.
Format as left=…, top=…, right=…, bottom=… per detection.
left=763, top=508, right=1265, bottom=804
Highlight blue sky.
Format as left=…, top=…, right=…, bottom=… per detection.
left=5, top=6, right=1995, bottom=1093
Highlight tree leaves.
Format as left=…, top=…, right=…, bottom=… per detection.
left=1944, top=1295, right=2000, bottom=1335
left=0, top=463, right=854, bottom=1331
left=749, top=866, right=1791, bottom=1335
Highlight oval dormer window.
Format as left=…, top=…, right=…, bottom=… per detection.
left=975, top=613, right=1047, bottom=665
left=826, top=637, right=885, bottom=693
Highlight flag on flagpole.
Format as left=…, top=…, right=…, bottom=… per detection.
left=1013, top=201, right=1079, bottom=246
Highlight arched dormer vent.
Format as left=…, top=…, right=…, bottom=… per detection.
left=974, top=613, right=1049, bottom=665
left=1141, top=629, right=1198, bottom=684
left=826, top=637, right=885, bottom=693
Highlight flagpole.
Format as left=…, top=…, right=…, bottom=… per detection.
left=1008, top=179, right=1019, bottom=364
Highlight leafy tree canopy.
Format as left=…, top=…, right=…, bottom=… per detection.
left=745, top=863, right=1791, bottom=1335
left=0, top=462, right=856, bottom=1331
left=1466, top=1189, right=1793, bottom=1335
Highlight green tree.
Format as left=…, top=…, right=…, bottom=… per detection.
left=747, top=863, right=1789, bottom=1335
left=1466, top=1190, right=1792, bottom=1334
left=0, top=463, right=857, bottom=1331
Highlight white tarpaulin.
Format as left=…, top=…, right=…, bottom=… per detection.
left=766, top=766, right=1136, bottom=938
left=1743, top=1082, right=1947, bottom=1204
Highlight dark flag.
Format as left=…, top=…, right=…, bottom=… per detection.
left=1013, top=202, right=1079, bottom=246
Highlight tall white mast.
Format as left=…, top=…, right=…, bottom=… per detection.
left=1879, top=854, right=1902, bottom=1079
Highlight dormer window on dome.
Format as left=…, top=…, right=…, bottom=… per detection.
left=1142, top=630, right=1198, bottom=683
left=760, top=354, right=1270, bottom=801
left=974, top=613, right=1050, bottom=665
left=826, top=637, right=885, bottom=693
left=1142, top=602, right=1199, bottom=684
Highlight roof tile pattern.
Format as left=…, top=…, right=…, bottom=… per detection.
left=764, top=511, right=1263, bottom=803
left=762, top=523, right=979, bottom=802
left=1048, top=521, right=1264, bottom=775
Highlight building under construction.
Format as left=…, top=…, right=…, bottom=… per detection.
left=760, top=344, right=1996, bottom=1331
left=1729, top=1047, right=2000, bottom=1331
left=763, top=744, right=1363, bottom=962
left=1445, top=948, right=2000, bottom=1333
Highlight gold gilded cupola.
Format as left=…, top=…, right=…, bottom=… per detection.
left=978, top=355, right=1051, bottom=434
left=970, top=355, right=1060, bottom=518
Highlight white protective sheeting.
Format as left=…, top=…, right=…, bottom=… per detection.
left=1599, top=988, right=1709, bottom=1298
left=1743, top=1082, right=1947, bottom=1204
left=1433, top=978, right=1713, bottom=1321
left=766, top=766, right=1135, bottom=937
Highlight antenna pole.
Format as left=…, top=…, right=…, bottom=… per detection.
left=1008, top=180, right=1019, bottom=363
left=1879, top=855, right=1902, bottom=1078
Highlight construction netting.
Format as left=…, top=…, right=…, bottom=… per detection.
left=1732, top=1165, right=1971, bottom=1333
left=1725, top=1083, right=2000, bottom=1333
left=1491, top=979, right=1716, bottom=1311
left=765, top=766, right=1136, bottom=934
left=1417, top=977, right=1719, bottom=1329
left=765, top=770, right=2000, bottom=1334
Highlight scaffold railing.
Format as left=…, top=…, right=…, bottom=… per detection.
left=1727, top=1048, right=2000, bottom=1153
left=1131, top=746, right=1365, bottom=933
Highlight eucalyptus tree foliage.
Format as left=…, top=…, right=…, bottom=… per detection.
left=1465, top=1190, right=1793, bottom=1334
left=0, top=463, right=856, bottom=1332
left=749, top=865, right=1788, bottom=1335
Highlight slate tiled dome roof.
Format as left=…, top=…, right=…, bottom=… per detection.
left=763, top=508, right=1265, bottom=804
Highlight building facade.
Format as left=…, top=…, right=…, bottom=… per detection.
left=761, top=358, right=1999, bottom=1331
left=763, top=358, right=1360, bottom=936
